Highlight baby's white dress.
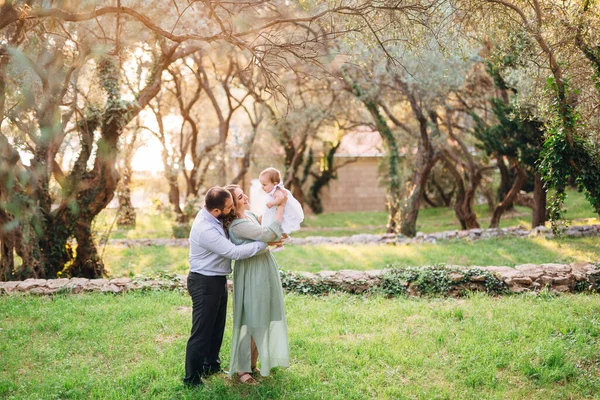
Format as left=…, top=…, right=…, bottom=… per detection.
left=261, top=183, right=304, bottom=234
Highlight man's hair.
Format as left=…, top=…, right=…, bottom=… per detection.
left=204, top=186, right=231, bottom=211
left=259, top=167, right=281, bottom=184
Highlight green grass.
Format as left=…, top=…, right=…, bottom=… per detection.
left=2, top=291, right=600, bottom=399
left=102, top=237, right=600, bottom=277
left=95, top=189, right=598, bottom=240
left=96, top=188, right=599, bottom=278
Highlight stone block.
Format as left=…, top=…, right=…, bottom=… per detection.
left=87, top=279, right=108, bottom=287
left=486, top=266, right=515, bottom=275
left=110, top=278, right=132, bottom=286
left=511, top=276, right=533, bottom=286
left=502, top=270, right=526, bottom=280
left=515, top=264, right=544, bottom=280
left=1, top=281, right=20, bottom=293
left=17, top=279, right=47, bottom=291
left=539, top=276, right=554, bottom=285
left=66, top=278, right=89, bottom=291
left=47, top=279, right=70, bottom=289
left=552, top=285, right=570, bottom=293
left=566, top=231, right=583, bottom=238
left=101, top=284, right=122, bottom=294
left=469, top=275, right=487, bottom=282
left=29, top=287, right=59, bottom=295
left=552, top=276, right=571, bottom=286
left=541, top=264, right=571, bottom=275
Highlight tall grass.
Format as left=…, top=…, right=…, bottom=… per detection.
left=2, top=291, right=600, bottom=399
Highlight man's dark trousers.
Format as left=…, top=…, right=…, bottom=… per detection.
left=184, top=272, right=228, bottom=385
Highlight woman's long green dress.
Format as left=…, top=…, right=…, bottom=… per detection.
left=227, top=212, right=289, bottom=377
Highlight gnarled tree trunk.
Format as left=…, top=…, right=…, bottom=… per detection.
left=117, top=172, right=136, bottom=228
left=490, top=161, right=528, bottom=228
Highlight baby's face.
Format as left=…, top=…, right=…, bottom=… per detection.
left=259, top=176, right=275, bottom=193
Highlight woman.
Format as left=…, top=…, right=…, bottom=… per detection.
left=223, top=184, right=290, bottom=384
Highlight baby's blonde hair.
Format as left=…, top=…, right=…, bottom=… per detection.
left=260, top=167, right=281, bottom=184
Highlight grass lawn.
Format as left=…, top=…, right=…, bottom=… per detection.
left=2, top=291, right=600, bottom=399
left=102, top=236, right=600, bottom=277
left=95, top=189, right=599, bottom=240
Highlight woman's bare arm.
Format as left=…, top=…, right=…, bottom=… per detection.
left=266, top=189, right=286, bottom=208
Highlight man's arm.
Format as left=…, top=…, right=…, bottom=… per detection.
left=199, top=227, right=266, bottom=260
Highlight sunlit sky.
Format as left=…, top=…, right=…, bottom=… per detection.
left=131, top=139, right=164, bottom=172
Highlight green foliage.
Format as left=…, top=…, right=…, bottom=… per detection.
left=171, top=223, right=191, bottom=239
left=381, top=265, right=451, bottom=296
left=279, top=265, right=508, bottom=297
left=279, top=270, right=332, bottom=295
left=380, top=265, right=507, bottom=297
left=473, top=97, right=544, bottom=168
left=538, top=78, right=600, bottom=233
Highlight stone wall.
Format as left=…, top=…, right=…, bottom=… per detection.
left=106, top=224, right=600, bottom=248
left=0, top=277, right=187, bottom=296
left=289, top=224, right=600, bottom=245
left=2, top=262, right=599, bottom=297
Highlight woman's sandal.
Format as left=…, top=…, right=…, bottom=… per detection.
left=238, top=372, right=257, bottom=385
left=251, top=367, right=261, bottom=376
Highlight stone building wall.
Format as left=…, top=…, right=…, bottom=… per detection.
left=317, top=157, right=387, bottom=213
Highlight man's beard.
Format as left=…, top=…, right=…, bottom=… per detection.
left=217, top=209, right=235, bottom=221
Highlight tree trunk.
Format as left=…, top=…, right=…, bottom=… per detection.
left=400, top=156, right=439, bottom=237
left=364, top=101, right=401, bottom=234
left=453, top=190, right=467, bottom=230
left=14, top=221, right=49, bottom=279
left=0, top=213, right=15, bottom=281
left=441, top=154, right=469, bottom=230
left=496, top=155, right=514, bottom=210
left=167, top=174, right=185, bottom=223
left=290, top=177, right=306, bottom=210
left=457, top=176, right=481, bottom=230
left=460, top=188, right=481, bottom=229
left=490, top=163, right=527, bottom=228
left=69, top=218, right=104, bottom=278
left=307, top=175, right=329, bottom=214
left=117, top=172, right=136, bottom=228
left=532, top=173, right=547, bottom=227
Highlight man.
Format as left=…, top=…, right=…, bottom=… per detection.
left=183, top=186, right=267, bottom=387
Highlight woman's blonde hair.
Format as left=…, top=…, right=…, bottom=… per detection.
left=260, top=167, right=281, bottom=184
